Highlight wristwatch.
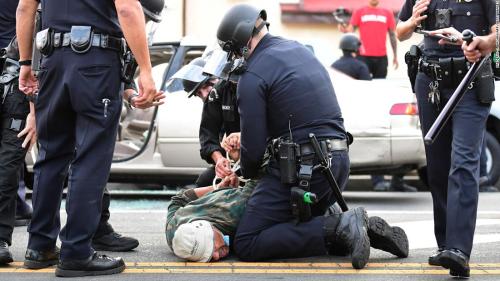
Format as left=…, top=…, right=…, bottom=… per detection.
left=127, top=92, right=140, bottom=108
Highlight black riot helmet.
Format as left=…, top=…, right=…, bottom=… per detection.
left=216, top=4, right=268, bottom=56
left=339, top=33, right=361, bottom=53
left=165, top=57, right=211, bottom=98
left=141, top=0, right=165, bottom=23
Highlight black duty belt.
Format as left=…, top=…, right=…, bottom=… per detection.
left=51, top=32, right=124, bottom=53
left=418, top=57, right=470, bottom=83
left=2, top=117, right=25, bottom=132
left=299, top=138, right=348, bottom=155
left=419, top=59, right=442, bottom=80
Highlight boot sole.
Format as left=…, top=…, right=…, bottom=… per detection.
left=55, top=264, right=125, bottom=277
left=351, top=208, right=370, bottom=269
left=368, top=216, right=409, bottom=258
left=24, top=258, right=58, bottom=269
left=439, top=253, right=470, bottom=278
left=92, top=240, right=139, bottom=252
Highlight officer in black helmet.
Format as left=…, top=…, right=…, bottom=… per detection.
left=216, top=4, right=370, bottom=269
left=331, top=33, right=371, bottom=80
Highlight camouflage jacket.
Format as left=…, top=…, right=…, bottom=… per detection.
left=165, top=180, right=256, bottom=250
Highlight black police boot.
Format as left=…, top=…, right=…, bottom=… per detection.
left=428, top=247, right=444, bottom=266
left=439, top=249, right=470, bottom=278
left=24, top=247, right=60, bottom=269
left=367, top=216, right=409, bottom=258
left=92, top=232, right=139, bottom=252
left=324, top=207, right=370, bottom=269
left=55, top=252, right=125, bottom=277
left=0, top=240, right=13, bottom=265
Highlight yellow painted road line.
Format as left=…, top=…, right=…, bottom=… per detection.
left=2, top=268, right=500, bottom=275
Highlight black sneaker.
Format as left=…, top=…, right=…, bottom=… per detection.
left=92, top=232, right=139, bottom=252
left=326, top=207, right=370, bottom=269
left=24, top=247, right=60, bottom=269
left=0, top=241, right=13, bottom=265
left=439, top=249, right=470, bottom=278
left=428, top=248, right=444, bottom=266
left=55, top=252, right=125, bottom=277
left=368, top=216, right=409, bottom=258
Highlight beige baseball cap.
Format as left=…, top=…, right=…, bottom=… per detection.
left=172, top=220, right=214, bottom=262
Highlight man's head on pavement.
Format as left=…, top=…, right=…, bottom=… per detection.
left=172, top=220, right=229, bottom=262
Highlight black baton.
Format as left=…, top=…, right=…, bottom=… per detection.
left=424, top=30, right=490, bottom=145
left=309, top=133, right=349, bottom=212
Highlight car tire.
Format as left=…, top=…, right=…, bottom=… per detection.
left=485, top=131, right=500, bottom=186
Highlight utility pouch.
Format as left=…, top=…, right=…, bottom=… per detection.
left=475, top=61, right=495, bottom=104
left=277, top=139, right=299, bottom=184
left=35, top=28, right=53, bottom=56
left=438, top=57, right=452, bottom=88
left=404, top=45, right=421, bottom=93
left=70, top=26, right=92, bottom=54
left=452, top=57, right=468, bottom=87
left=121, top=49, right=137, bottom=83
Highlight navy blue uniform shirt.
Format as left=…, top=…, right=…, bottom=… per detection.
left=40, top=0, right=123, bottom=37
left=399, top=0, right=496, bottom=58
left=331, top=55, right=372, bottom=81
left=238, top=34, right=346, bottom=178
left=0, top=0, right=18, bottom=48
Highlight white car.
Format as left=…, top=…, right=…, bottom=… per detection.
left=106, top=40, right=427, bottom=185
left=28, top=40, right=500, bottom=187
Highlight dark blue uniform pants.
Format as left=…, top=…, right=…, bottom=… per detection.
left=234, top=150, right=350, bottom=261
left=28, top=48, right=122, bottom=260
left=0, top=90, right=29, bottom=245
left=415, top=72, right=490, bottom=256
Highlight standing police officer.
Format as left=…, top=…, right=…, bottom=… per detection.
left=216, top=4, right=371, bottom=269
left=16, top=0, right=158, bottom=277
left=397, top=0, right=496, bottom=277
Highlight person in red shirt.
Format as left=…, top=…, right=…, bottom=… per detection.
left=341, top=0, right=399, bottom=79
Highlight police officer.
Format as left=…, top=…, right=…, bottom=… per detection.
left=17, top=0, right=157, bottom=277
left=167, top=55, right=240, bottom=187
left=397, top=0, right=497, bottom=277
left=331, top=33, right=371, bottom=80
left=93, top=0, right=166, bottom=253
left=216, top=4, right=370, bottom=269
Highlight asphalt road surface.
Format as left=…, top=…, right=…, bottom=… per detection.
left=3, top=186, right=500, bottom=281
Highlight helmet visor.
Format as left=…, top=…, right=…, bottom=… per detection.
left=202, top=49, right=232, bottom=80
left=165, top=64, right=208, bottom=95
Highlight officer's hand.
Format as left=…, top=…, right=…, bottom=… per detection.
left=215, top=157, right=232, bottom=178
left=135, top=72, right=157, bottom=107
left=462, top=36, right=493, bottom=63
left=411, top=0, right=429, bottom=28
left=18, top=66, right=38, bottom=96
left=430, top=27, right=463, bottom=46
left=18, top=112, right=37, bottom=149
left=228, top=173, right=239, bottom=188
left=221, top=132, right=241, bottom=152
left=127, top=89, right=165, bottom=109
left=228, top=148, right=240, bottom=162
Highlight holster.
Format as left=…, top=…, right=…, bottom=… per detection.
left=475, top=60, right=495, bottom=104
left=121, top=49, right=138, bottom=83
left=404, top=45, right=421, bottom=93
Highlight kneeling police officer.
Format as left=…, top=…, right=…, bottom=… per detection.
left=216, top=4, right=370, bottom=269
left=16, top=0, right=158, bottom=277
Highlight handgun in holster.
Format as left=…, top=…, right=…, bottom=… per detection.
left=404, top=44, right=422, bottom=93
left=121, top=48, right=138, bottom=84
